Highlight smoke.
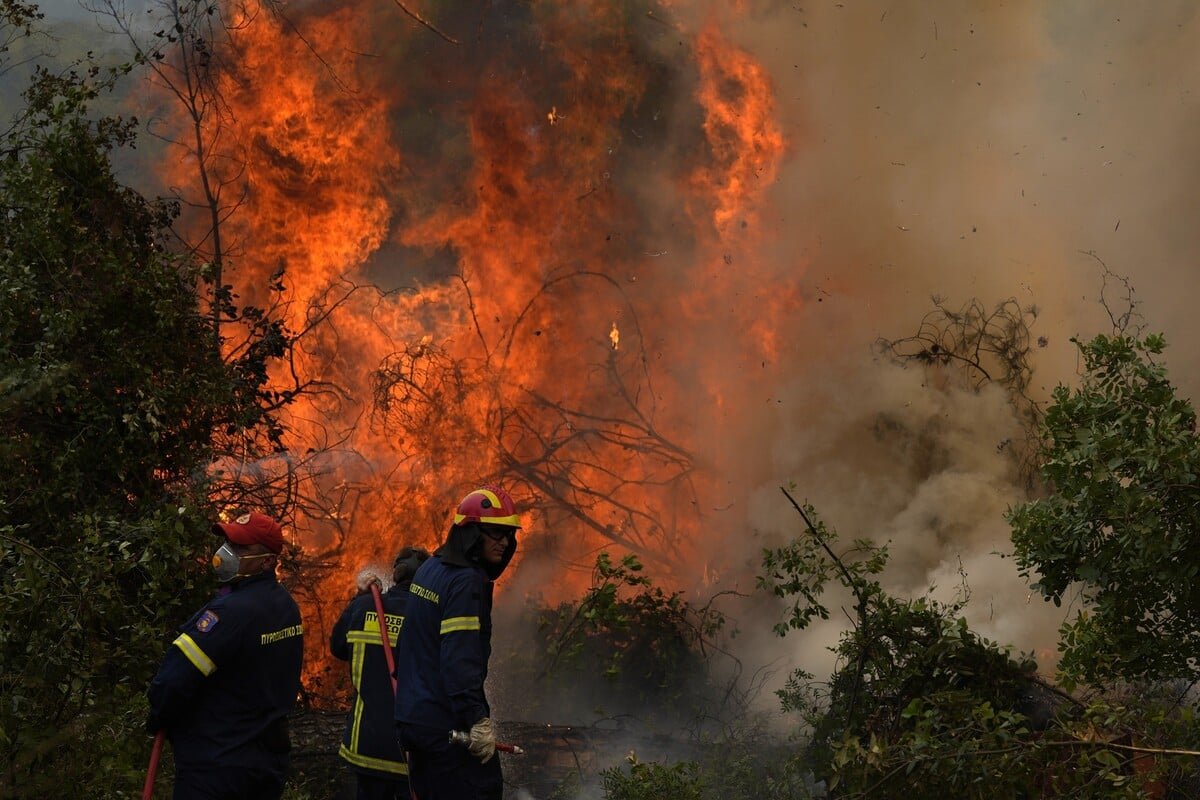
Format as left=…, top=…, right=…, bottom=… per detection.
left=692, top=0, right=1200, bottom=685
left=12, top=0, right=1200, bottom=710
left=208, top=0, right=1200, bottom=699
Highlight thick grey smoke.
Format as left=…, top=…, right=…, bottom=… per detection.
left=693, top=0, right=1200, bottom=686
left=14, top=0, right=1200, bottom=710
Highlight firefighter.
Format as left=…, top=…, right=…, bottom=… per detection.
left=330, top=546, right=431, bottom=800
left=394, top=486, right=521, bottom=800
left=147, top=512, right=304, bottom=800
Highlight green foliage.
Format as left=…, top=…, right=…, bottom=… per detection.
left=601, top=754, right=706, bottom=800
left=759, top=502, right=887, bottom=638
left=759, top=493, right=1182, bottom=798
left=0, top=61, right=282, bottom=795
left=1009, top=333, right=1200, bottom=685
left=0, top=0, right=40, bottom=56
left=595, top=739, right=818, bottom=800
left=820, top=697, right=1168, bottom=800
left=760, top=499, right=1045, bottom=789
left=498, top=551, right=733, bottom=728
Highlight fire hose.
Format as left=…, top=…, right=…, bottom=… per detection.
left=369, top=581, right=399, bottom=694
left=141, top=730, right=165, bottom=799
left=369, top=580, right=421, bottom=800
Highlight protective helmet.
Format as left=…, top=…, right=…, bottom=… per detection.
left=453, top=485, right=520, bottom=529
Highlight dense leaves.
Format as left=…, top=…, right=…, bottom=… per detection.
left=497, top=552, right=736, bottom=729
left=759, top=496, right=1186, bottom=799
left=1009, top=334, right=1200, bottom=686
left=0, top=63, right=281, bottom=795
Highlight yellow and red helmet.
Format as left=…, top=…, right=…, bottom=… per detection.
left=452, top=485, right=520, bottom=529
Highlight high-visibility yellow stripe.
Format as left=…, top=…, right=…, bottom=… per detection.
left=347, top=630, right=399, bottom=646
left=338, top=744, right=409, bottom=775
left=440, top=616, right=480, bottom=634
left=173, top=634, right=217, bottom=676
left=350, top=640, right=365, bottom=752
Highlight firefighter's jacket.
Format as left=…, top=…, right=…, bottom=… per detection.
left=147, top=571, right=304, bottom=772
left=329, top=584, right=410, bottom=777
left=394, top=524, right=515, bottom=734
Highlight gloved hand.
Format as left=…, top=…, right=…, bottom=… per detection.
left=468, top=717, right=496, bottom=763
left=355, top=567, right=384, bottom=595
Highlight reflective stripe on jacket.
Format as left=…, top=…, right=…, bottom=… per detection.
left=393, top=554, right=493, bottom=732
left=147, top=571, right=304, bottom=772
left=330, top=586, right=410, bottom=777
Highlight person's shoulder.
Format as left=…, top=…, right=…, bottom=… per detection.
left=228, top=576, right=296, bottom=613
left=341, top=591, right=374, bottom=615
left=276, top=583, right=303, bottom=616
left=411, top=554, right=447, bottom=584
left=384, top=588, right=411, bottom=615
left=444, top=563, right=487, bottom=591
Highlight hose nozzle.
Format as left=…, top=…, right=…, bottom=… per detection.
left=448, top=729, right=525, bottom=755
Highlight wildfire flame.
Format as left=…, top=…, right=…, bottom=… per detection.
left=157, top=1, right=792, bottom=691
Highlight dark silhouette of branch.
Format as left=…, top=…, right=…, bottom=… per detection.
left=877, top=296, right=1043, bottom=487
left=370, top=267, right=696, bottom=572
left=390, top=0, right=459, bottom=45
left=780, top=486, right=873, bottom=732
left=1080, top=250, right=1144, bottom=337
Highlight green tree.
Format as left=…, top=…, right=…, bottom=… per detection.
left=760, top=490, right=1174, bottom=799
left=1009, top=333, right=1200, bottom=687
left=496, top=551, right=737, bottom=729
left=0, top=61, right=283, bottom=795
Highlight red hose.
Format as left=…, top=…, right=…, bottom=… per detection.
left=368, top=582, right=398, bottom=694
left=369, top=581, right=418, bottom=800
left=141, top=731, right=164, bottom=799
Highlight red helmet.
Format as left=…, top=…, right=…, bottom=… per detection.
left=453, top=485, right=520, bottom=529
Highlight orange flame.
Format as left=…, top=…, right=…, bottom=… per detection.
left=157, top=1, right=792, bottom=693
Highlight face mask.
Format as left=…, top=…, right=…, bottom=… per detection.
left=212, top=543, right=272, bottom=583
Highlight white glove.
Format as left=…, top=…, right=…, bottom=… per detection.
left=355, top=567, right=384, bottom=594
left=468, top=717, right=496, bottom=763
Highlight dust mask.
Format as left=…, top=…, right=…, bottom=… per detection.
left=212, top=543, right=271, bottom=583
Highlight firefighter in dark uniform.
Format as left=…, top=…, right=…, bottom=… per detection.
left=394, top=485, right=520, bottom=800
left=330, top=546, right=431, bottom=800
left=147, top=512, right=304, bottom=800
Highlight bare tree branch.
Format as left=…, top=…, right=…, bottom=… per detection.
left=390, top=0, right=459, bottom=45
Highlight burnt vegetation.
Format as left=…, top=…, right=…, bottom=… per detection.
left=368, top=267, right=699, bottom=575
left=4, top=3, right=1200, bottom=799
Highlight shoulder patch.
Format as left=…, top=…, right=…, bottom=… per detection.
left=195, top=610, right=220, bottom=633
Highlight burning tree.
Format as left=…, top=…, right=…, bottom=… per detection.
left=102, top=0, right=791, bottom=690
left=369, top=267, right=698, bottom=573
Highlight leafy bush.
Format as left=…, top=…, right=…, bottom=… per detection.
left=1010, top=333, right=1200, bottom=686
left=496, top=551, right=735, bottom=730
left=601, top=754, right=705, bottom=800
left=596, top=740, right=818, bottom=800
left=760, top=492, right=1181, bottom=798
left=0, top=61, right=284, bottom=795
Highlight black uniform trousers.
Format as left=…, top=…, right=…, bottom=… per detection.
left=398, top=724, right=502, bottom=800
left=172, top=765, right=285, bottom=800
left=353, top=769, right=411, bottom=800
